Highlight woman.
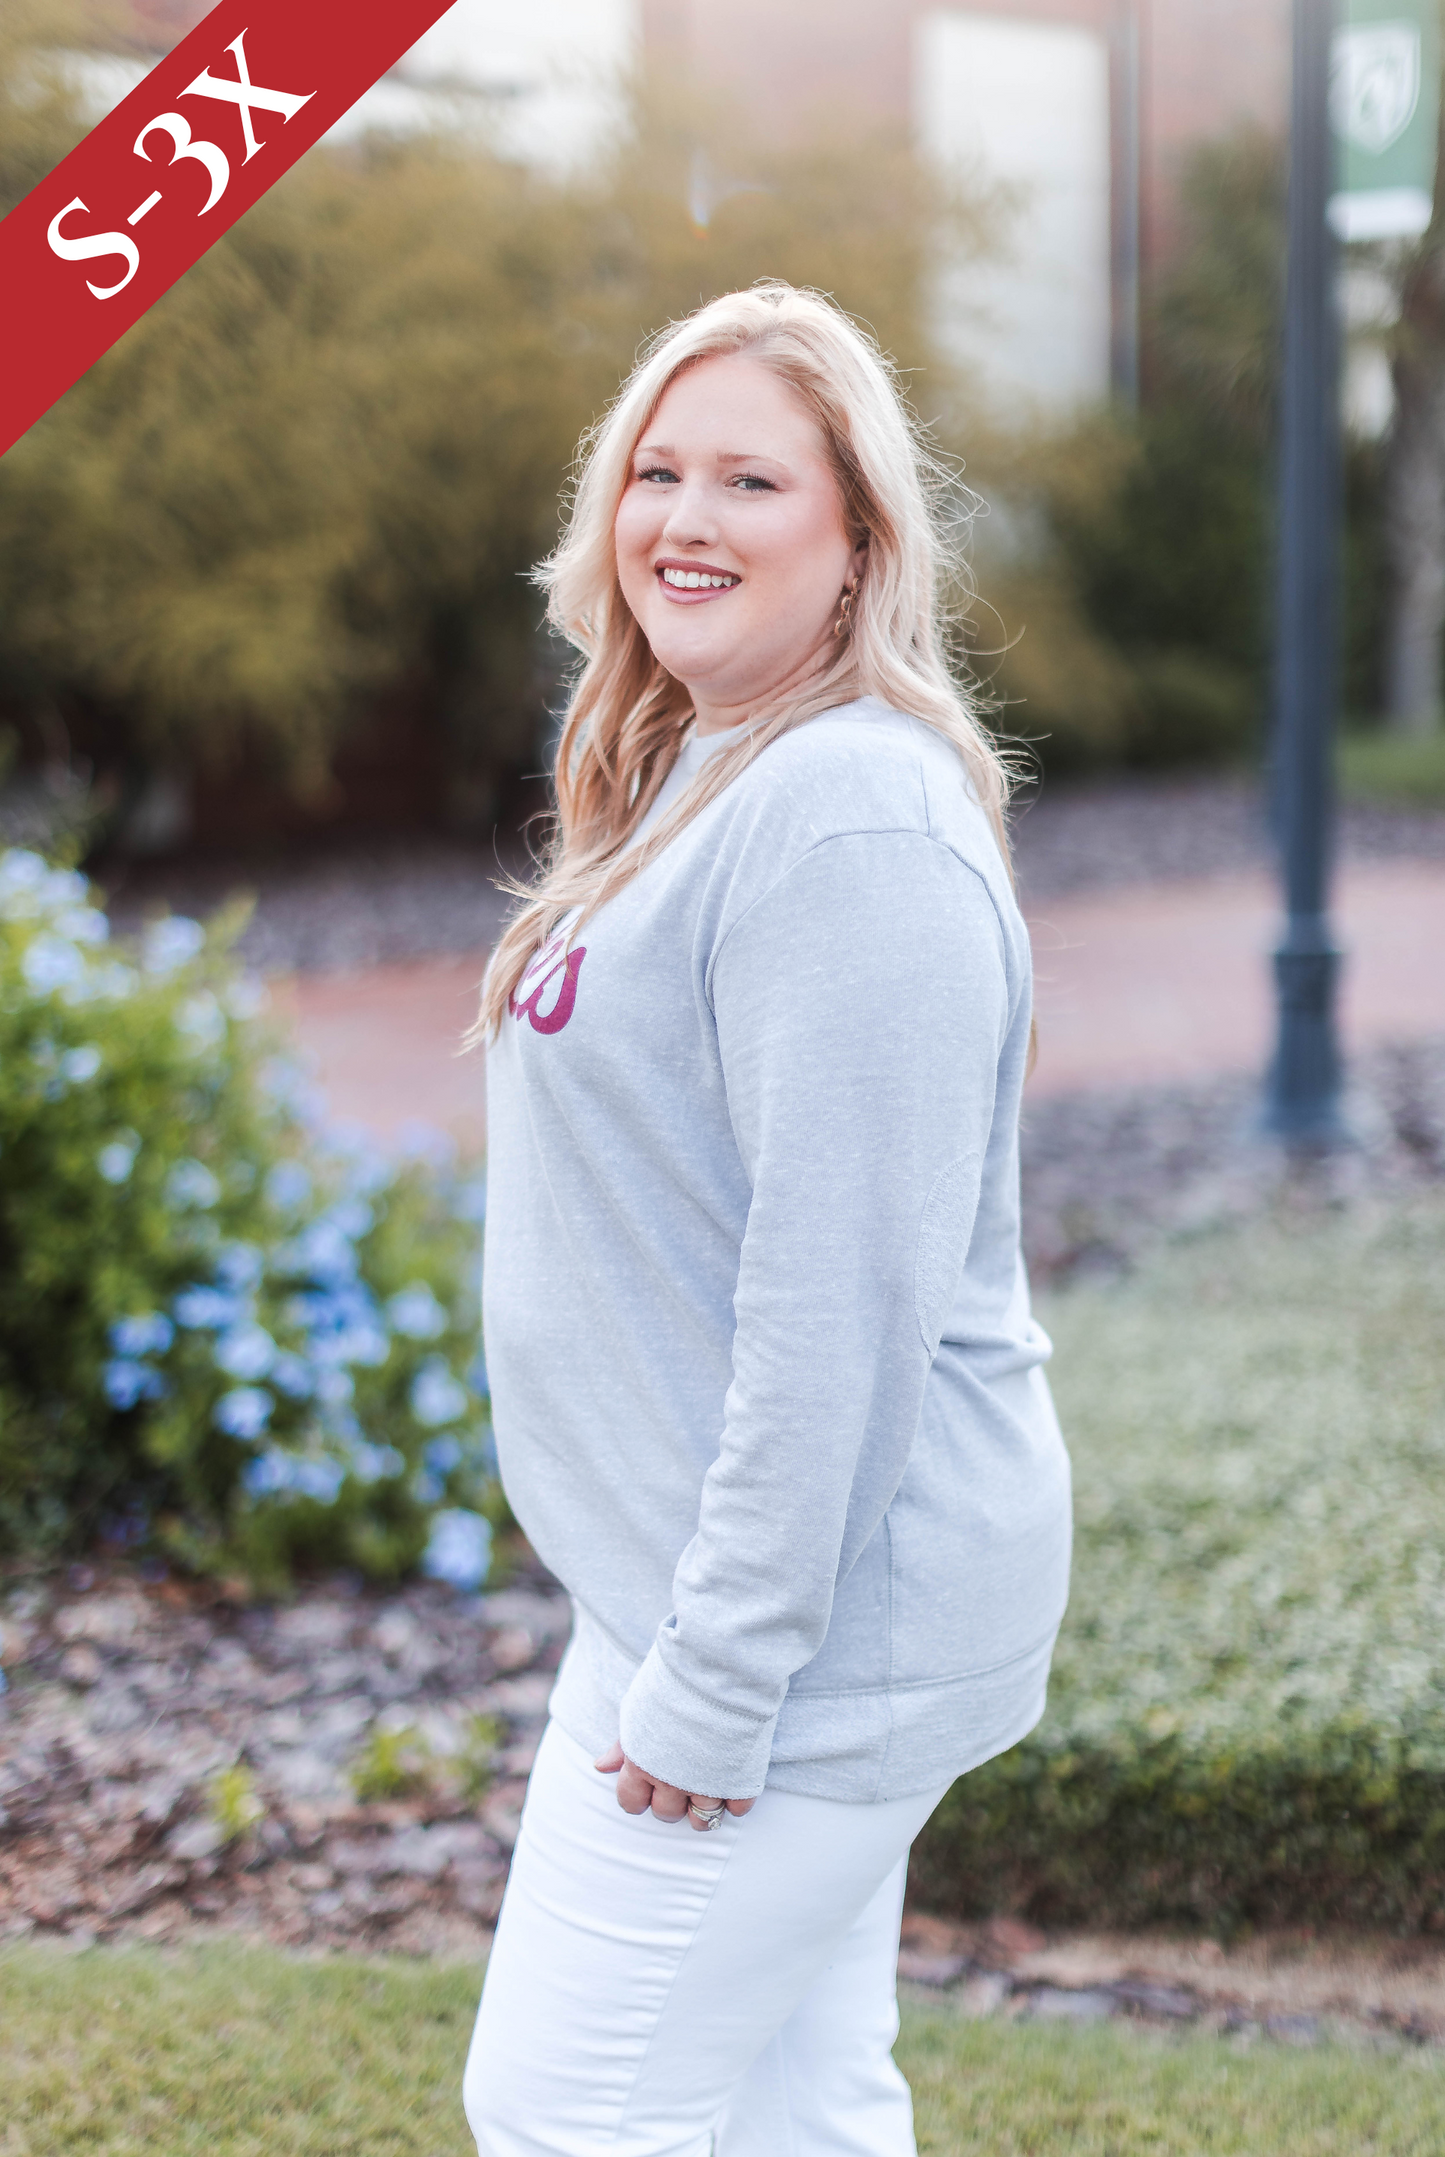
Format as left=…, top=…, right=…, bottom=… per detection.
left=464, top=283, right=1072, bottom=2156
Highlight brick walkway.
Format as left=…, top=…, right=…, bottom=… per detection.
left=1025, top=857, right=1445, bottom=1098
left=271, top=955, right=491, bottom=1150
left=272, top=859, right=1445, bottom=1145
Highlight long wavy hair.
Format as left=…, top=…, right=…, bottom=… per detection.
left=475, top=281, right=1014, bottom=1038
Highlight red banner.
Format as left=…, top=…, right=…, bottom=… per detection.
left=0, top=2, right=462, bottom=459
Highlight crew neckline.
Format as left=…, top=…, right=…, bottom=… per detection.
left=681, top=718, right=753, bottom=758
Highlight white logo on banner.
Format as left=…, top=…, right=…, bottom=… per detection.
left=45, top=28, right=314, bottom=299
left=1331, top=22, right=1422, bottom=155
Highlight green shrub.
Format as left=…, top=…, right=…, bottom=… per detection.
left=347, top=1711, right=502, bottom=1805
left=1125, top=649, right=1256, bottom=765
left=208, top=1763, right=265, bottom=1844
left=348, top=1724, right=434, bottom=1804
left=0, top=844, right=498, bottom=1589
left=913, top=1199, right=1445, bottom=1930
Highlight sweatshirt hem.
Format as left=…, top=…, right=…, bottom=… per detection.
left=548, top=1602, right=1061, bottom=1805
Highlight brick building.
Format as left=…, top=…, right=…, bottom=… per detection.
left=643, top=1, right=1292, bottom=409
left=116, top=2, right=1292, bottom=413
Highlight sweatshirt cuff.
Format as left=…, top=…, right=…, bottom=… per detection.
left=617, top=1642, right=777, bottom=1800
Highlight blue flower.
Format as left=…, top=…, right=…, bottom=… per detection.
left=466, top=1349, right=489, bottom=1401
left=288, top=1281, right=389, bottom=1368
left=109, top=1312, right=175, bottom=1359
left=45, top=867, right=88, bottom=909
left=265, top=1159, right=312, bottom=1214
left=92, top=960, right=139, bottom=1003
left=224, top=976, right=266, bottom=1021
left=330, top=1199, right=374, bottom=1242
left=314, top=1367, right=355, bottom=1406
left=413, top=1469, right=445, bottom=1507
left=242, top=1449, right=290, bottom=1496
left=1, top=853, right=93, bottom=925
left=166, top=1159, right=221, bottom=1211
left=215, top=1324, right=278, bottom=1382
left=308, top=1321, right=389, bottom=1371
left=421, top=1509, right=493, bottom=1591
left=143, top=916, right=205, bottom=975
left=424, top=1434, right=463, bottom=1475
left=323, top=1124, right=395, bottom=1195
left=174, top=1284, right=244, bottom=1331
left=410, top=1357, right=469, bottom=1429
left=291, top=1457, right=345, bottom=1505
left=259, top=1059, right=328, bottom=1126
left=275, top=1219, right=358, bottom=1285
left=451, top=1175, right=488, bottom=1225
left=214, top=1387, right=273, bottom=1441
left=55, top=906, right=108, bottom=948
left=22, top=933, right=85, bottom=996
left=96, top=1133, right=141, bottom=1185
left=242, top=1449, right=342, bottom=1504
left=216, top=1242, right=265, bottom=1293
left=466, top=1425, right=500, bottom=1479
left=346, top=1439, right=405, bottom=1484
left=103, top=1360, right=169, bottom=1410
left=174, top=991, right=226, bottom=1050
left=60, top=1044, right=102, bottom=1082
left=0, top=849, right=48, bottom=915
left=270, top=1351, right=314, bottom=1401
left=387, top=1282, right=448, bottom=1341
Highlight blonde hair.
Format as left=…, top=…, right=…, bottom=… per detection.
left=475, top=281, right=1013, bottom=1037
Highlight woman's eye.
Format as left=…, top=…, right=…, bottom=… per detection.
left=731, top=474, right=776, bottom=493
left=636, top=465, right=679, bottom=484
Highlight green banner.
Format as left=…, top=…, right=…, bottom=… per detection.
left=1329, top=0, right=1442, bottom=239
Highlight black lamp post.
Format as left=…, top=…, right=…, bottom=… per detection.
left=1264, top=0, right=1346, bottom=1144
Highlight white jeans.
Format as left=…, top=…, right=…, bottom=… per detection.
left=462, top=1721, right=948, bottom=2157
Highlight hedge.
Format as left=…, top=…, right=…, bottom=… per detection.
left=914, top=1197, right=1445, bottom=1929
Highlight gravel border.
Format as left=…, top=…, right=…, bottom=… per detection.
left=1011, top=775, right=1445, bottom=906
left=1020, top=1033, right=1445, bottom=1285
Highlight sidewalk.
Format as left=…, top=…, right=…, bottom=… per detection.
left=1025, top=857, right=1445, bottom=1098
left=271, top=954, right=490, bottom=1150
left=272, top=858, right=1445, bottom=1145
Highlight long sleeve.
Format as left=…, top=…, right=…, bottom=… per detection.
left=616, top=829, right=1015, bottom=1797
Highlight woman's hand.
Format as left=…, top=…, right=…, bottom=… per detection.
left=593, top=1742, right=756, bottom=1830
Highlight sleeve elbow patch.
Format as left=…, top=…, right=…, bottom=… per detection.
left=914, top=1151, right=984, bottom=1353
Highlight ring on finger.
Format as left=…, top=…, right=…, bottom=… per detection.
left=688, top=1799, right=726, bottom=1829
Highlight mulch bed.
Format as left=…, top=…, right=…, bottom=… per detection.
left=0, top=1565, right=568, bottom=1959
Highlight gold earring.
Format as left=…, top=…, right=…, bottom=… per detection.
left=833, top=580, right=858, bottom=638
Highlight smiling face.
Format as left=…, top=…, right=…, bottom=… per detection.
left=613, top=352, right=866, bottom=734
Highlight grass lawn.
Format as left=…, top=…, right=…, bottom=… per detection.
left=913, top=1194, right=1445, bottom=1926
left=1337, top=726, right=1445, bottom=807
left=4, top=1942, right=1444, bottom=2157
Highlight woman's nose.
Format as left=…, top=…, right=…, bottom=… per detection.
left=660, top=478, right=720, bottom=549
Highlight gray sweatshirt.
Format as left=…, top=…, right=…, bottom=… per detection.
left=483, top=697, right=1072, bottom=1803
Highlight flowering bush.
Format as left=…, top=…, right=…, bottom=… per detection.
left=0, top=846, right=498, bottom=1589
